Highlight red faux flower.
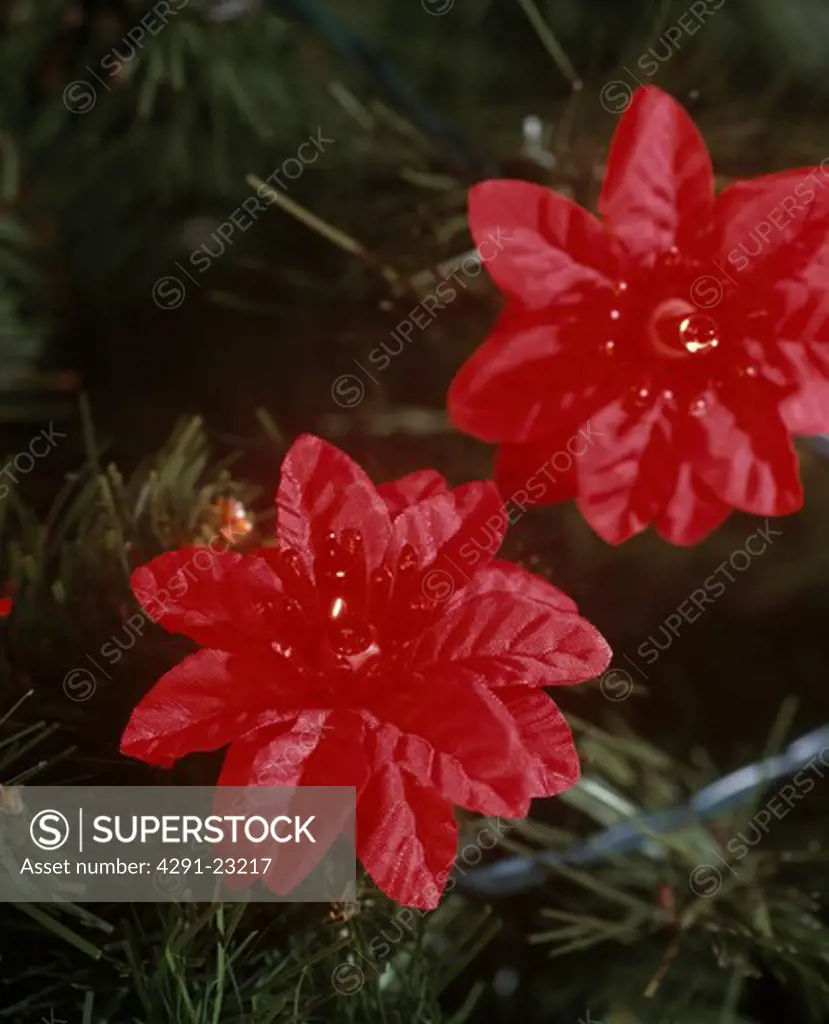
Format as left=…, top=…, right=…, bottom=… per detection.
left=120, top=434, right=610, bottom=908
left=449, top=85, right=829, bottom=545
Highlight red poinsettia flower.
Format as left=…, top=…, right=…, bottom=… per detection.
left=449, top=85, right=829, bottom=545
left=120, top=434, right=610, bottom=908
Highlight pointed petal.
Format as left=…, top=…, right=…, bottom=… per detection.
left=711, top=168, right=829, bottom=281
left=389, top=480, right=506, bottom=598
left=217, top=711, right=369, bottom=898
left=493, top=686, right=580, bottom=797
left=131, top=548, right=283, bottom=651
left=781, top=371, right=829, bottom=435
left=377, top=470, right=449, bottom=517
left=750, top=245, right=829, bottom=433
left=374, top=668, right=537, bottom=817
left=218, top=712, right=326, bottom=786
left=276, top=434, right=392, bottom=571
left=357, top=766, right=458, bottom=909
left=576, top=394, right=676, bottom=544
left=469, top=179, right=616, bottom=308
left=218, top=710, right=371, bottom=789
left=414, top=592, right=611, bottom=687
left=449, top=558, right=579, bottom=615
left=448, top=305, right=614, bottom=444
left=655, top=463, right=731, bottom=545
left=120, top=650, right=299, bottom=767
left=685, top=385, right=804, bottom=516
left=600, top=86, right=714, bottom=262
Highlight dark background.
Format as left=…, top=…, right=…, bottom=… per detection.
left=2, top=1, right=829, bottom=1021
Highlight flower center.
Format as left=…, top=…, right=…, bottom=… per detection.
left=272, top=530, right=438, bottom=680
left=647, top=298, right=721, bottom=359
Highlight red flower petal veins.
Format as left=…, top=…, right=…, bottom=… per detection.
left=121, top=435, right=603, bottom=906
left=470, top=180, right=617, bottom=307
left=449, top=84, right=823, bottom=544
left=600, top=85, right=714, bottom=262
left=356, top=765, right=458, bottom=909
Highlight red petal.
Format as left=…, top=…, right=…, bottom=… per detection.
left=414, top=592, right=611, bottom=687
left=131, top=548, right=286, bottom=650
left=655, top=463, right=731, bottom=545
left=374, top=668, right=537, bottom=816
left=493, top=686, right=580, bottom=797
left=448, top=305, right=614, bottom=444
left=468, top=180, right=616, bottom=307
left=711, top=168, right=829, bottom=280
left=377, top=470, right=449, bottom=517
left=781, top=371, right=829, bottom=435
left=217, top=710, right=369, bottom=898
left=218, top=712, right=325, bottom=786
left=218, top=710, right=370, bottom=790
left=276, top=434, right=392, bottom=571
left=450, top=558, right=579, bottom=616
left=757, top=245, right=829, bottom=433
left=357, top=766, right=457, bottom=909
left=389, top=481, right=505, bottom=597
left=576, top=395, right=676, bottom=544
left=131, top=548, right=240, bottom=648
left=495, top=437, right=578, bottom=506
left=599, top=87, right=714, bottom=262
left=120, top=650, right=299, bottom=767
left=770, top=275, right=829, bottom=434
left=684, top=384, right=804, bottom=515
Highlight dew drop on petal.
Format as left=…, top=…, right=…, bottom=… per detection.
left=650, top=301, right=721, bottom=359
left=679, top=314, right=720, bottom=355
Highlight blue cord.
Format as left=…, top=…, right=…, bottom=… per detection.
left=459, top=725, right=829, bottom=896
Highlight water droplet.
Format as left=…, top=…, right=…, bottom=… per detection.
left=609, top=309, right=621, bottom=321
left=649, top=299, right=720, bottom=359
left=663, top=389, right=674, bottom=401
left=603, top=340, right=616, bottom=354
left=679, top=314, right=720, bottom=354
left=690, top=397, right=708, bottom=417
